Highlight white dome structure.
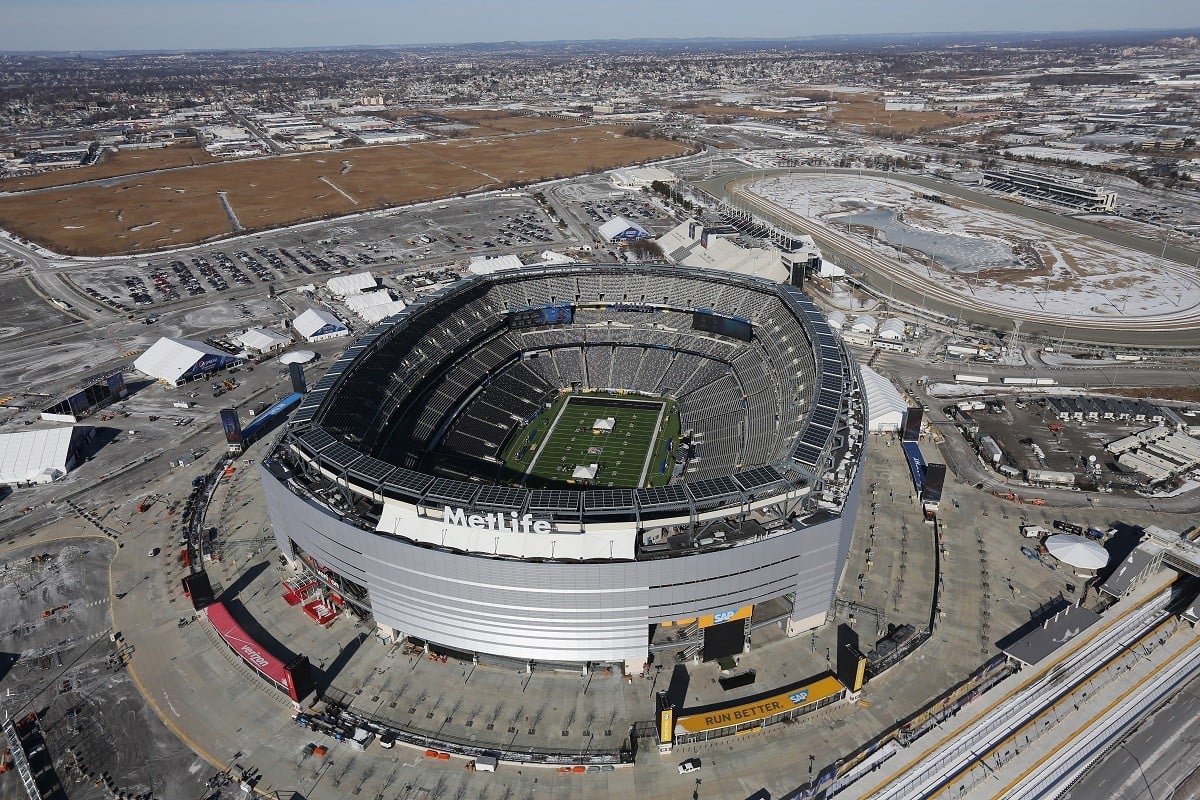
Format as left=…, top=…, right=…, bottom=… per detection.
left=826, top=310, right=846, bottom=330
left=878, top=319, right=906, bottom=341
left=279, top=350, right=317, bottom=365
left=1044, top=534, right=1109, bottom=573
left=850, top=315, right=878, bottom=335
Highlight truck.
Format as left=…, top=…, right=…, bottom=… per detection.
left=474, top=755, right=499, bottom=772
left=348, top=727, right=374, bottom=751
left=172, top=401, right=194, bottom=409
left=955, top=374, right=989, bottom=384
left=1026, top=469, right=1076, bottom=487
left=921, top=463, right=947, bottom=521
left=1005, top=377, right=1057, bottom=386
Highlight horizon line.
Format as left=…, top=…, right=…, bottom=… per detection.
left=2, top=26, right=1197, bottom=57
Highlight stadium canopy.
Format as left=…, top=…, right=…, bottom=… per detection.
left=236, top=327, right=291, bottom=353
left=468, top=254, right=524, bottom=275
left=599, top=216, right=651, bottom=242
left=326, top=272, right=377, bottom=297
left=860, top=366, right=907, bottom=433
left=1045, top=534, right=1110, bottom=572
left=134, top=337, right=243, bottom=385
left=293, top=308, right=349, bottom=342
left=0, top=426, right=91, bottom=486
left=572, top=463, right=599, bottom=480
left=279, top=350, right=316, bottom=365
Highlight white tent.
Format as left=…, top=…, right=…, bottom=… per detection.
left=293, top=308, right=349, bottom=342
left=343, top=291, right=393, bottom=313
left=599, top=216, right=650, bottom=242
left=592, top=417, right=616, bottom=432
left=878, top=319, right=906, bottom=341
left=134, top=337, right=243, bottom=385
left=468, top=254, right=524, bottom=275
left=236, top=327, right=291, bottom=353
left=572, top=464, right=599, bottom=480
left=859, top=366, right=908, bottom=433
left=1044, top=534, right=1109, bottom=572
left=0, top=426, right=88, bottom=486
left=326, top=272, right=376, bottom=297
left=825, top=310, right=846, bottom=330
left=358, top=300, right=409, bottom=324
left=850, top=315, right=878, bottom=335
left=279, top=350, right=316, bottom=365
left=540, top=250, right=576, bottom=265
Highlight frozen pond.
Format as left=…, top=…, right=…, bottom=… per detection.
left=838, top=207, right=1019, bottom=272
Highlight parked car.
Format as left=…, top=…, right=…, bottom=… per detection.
left=678, top=758, right=701, bottom=775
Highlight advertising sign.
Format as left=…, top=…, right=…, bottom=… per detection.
left=220, top=408, right=243, bottom=445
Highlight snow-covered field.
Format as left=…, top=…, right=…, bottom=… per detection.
left=1001, top=146, right=1131, bottom=166
left=746, top=173, right=1200, bottom=323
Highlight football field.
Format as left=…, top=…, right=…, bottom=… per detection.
left=504, top=393, right=679, bottom=489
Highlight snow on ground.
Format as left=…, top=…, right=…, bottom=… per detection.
left=1001, top=146, right=1131, bottom=166
left=747, top=173, right=1200, bottom=323
left=1038, top=352, right=1136, bottom=367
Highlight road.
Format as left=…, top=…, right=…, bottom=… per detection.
left=1069, top=675, right=1200, bottom=800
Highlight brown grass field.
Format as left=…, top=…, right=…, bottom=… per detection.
left=0, top=127, right=689, bottom=256
left=828, top=94, right=964, bottom=134
left=0, top=144, right=214, bottom=191
left=686, top=93, right=969, bottom=135
left=438, top=110, right=585, bottom=135
left=1098, top=386, right=1200, bottom=403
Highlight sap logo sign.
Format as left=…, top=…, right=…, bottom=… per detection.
left=789, top=690, right=809, bottom=705
left=712, top=610, right=736, bottom=624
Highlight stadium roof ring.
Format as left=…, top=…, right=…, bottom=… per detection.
left=262, top=264, right=867, bottom=670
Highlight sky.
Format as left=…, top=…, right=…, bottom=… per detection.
left=0, top=0, right=1197, bottom=52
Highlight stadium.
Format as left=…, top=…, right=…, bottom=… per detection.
left=261, top=264, right=866, bottom=673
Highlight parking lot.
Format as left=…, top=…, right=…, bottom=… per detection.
left=0, top=539, right=209, bottom=800
left=552, top=177, right=677, bottom=244
left=946, top=394, right=1186, bottom=494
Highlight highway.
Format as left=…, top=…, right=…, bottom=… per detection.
left=1068, top=670, right=1200, bottom=800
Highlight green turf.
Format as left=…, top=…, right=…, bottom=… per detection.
left=501, top=392, right=679, bottom=489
